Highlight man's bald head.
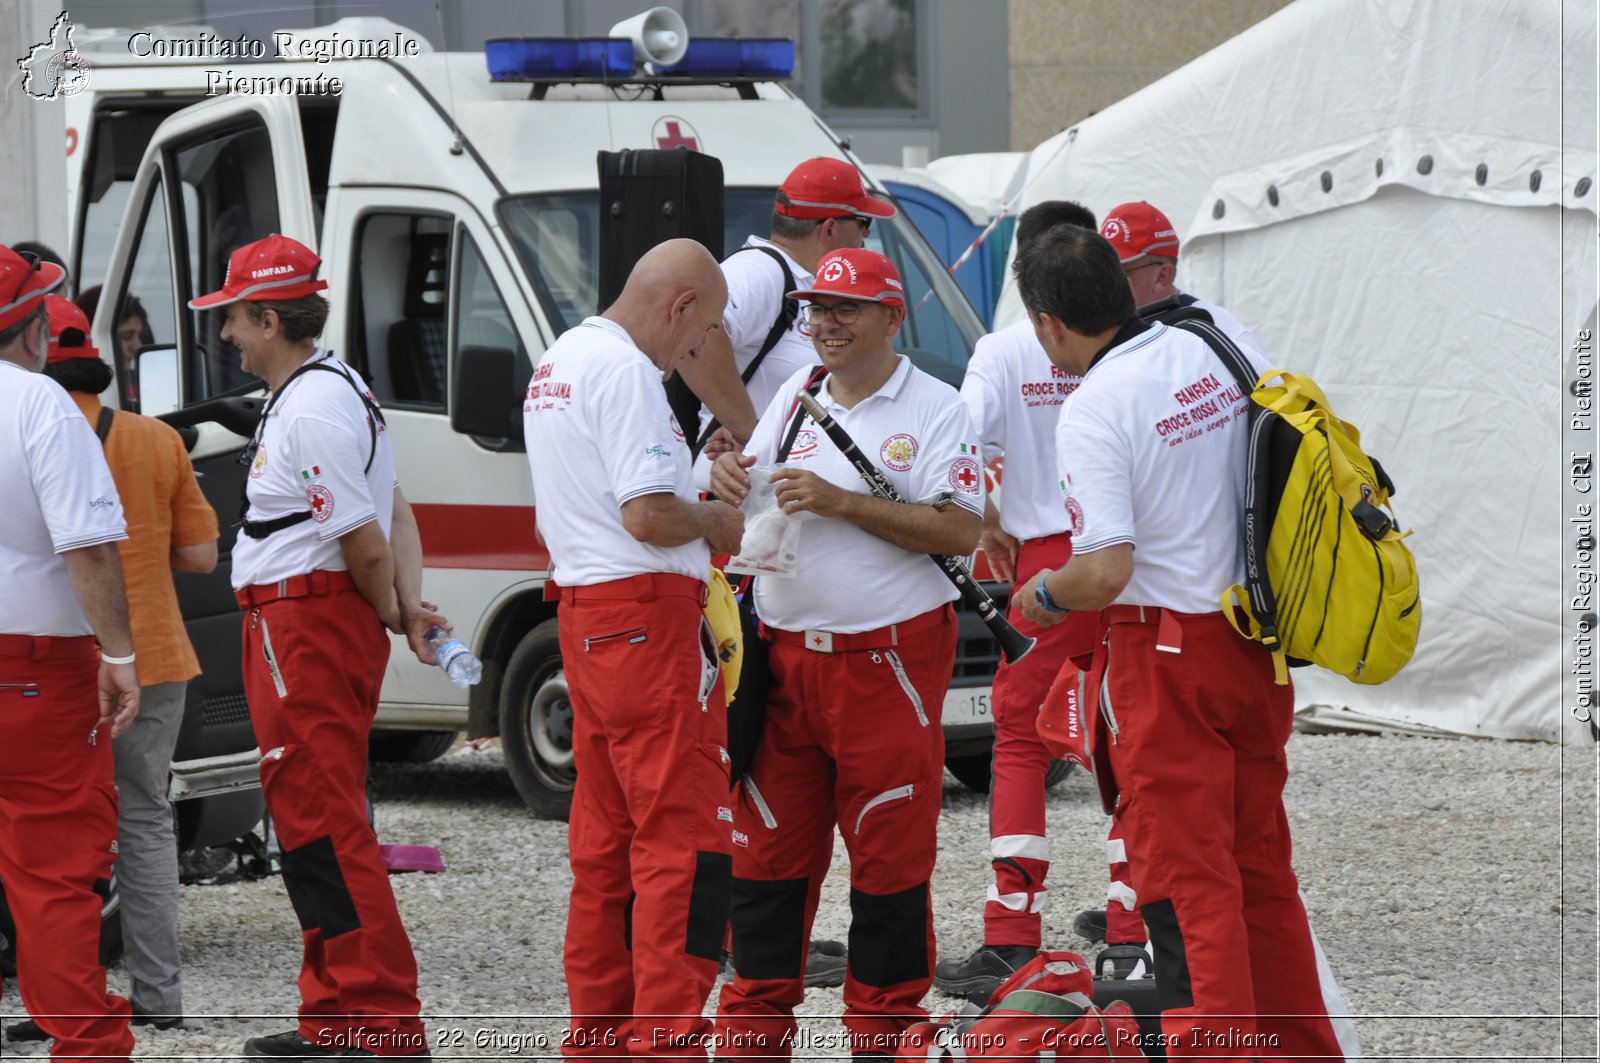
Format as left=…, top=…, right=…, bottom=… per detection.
left=606, top=239, right=728, bottom=372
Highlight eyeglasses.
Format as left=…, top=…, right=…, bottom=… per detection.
left=801, top=301, right=869, bottom=325
left=1123, top=260, right=1164, bottom=275
left=831, top=215, right=873, bottom=233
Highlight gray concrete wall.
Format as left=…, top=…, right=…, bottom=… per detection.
left=1008, top=0, right=1295, bottom=150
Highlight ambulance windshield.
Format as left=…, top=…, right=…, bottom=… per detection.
left=499, top=188, right=984, bottom=387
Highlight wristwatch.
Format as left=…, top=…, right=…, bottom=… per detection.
left=1034, top=576, right=1069, bottom=615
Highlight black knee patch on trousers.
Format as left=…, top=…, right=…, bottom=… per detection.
left=1141, top=899, right=1193, bottom=1011
left=280, top=835, right=361, bottom=939
left=685, top=852, right=731, bottom=961
left=730, top=877, right=807, bottom=980
left=847, top=883, right=928, bottom=987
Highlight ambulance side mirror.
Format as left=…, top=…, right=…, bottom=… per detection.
left=452, top=344, right=525, bottom=452
left=134, top=345, right=181, bottom=418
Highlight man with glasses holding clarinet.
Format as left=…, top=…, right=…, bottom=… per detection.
left=709, top=248, right=985, bottom=1062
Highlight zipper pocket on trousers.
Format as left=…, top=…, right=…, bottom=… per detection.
left=583, top=626, right=648, bottom=652
left=742, top=775, right=778, bottom=830
left=855, top=784, right=915, bottom=835
left=878, top=649, right=928, bottom=727
left=259, top=617, right=289, bottom=699
left=1098, top=634, right=1119, bottom=744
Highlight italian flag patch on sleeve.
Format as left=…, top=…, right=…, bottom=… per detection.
left=300, top=465, right=321, bottom=481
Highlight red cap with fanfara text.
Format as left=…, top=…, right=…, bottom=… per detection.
left=0, top=244, right=66, bottom=331
left=45, top=296, right=101, bottom=363
left=775, top=158, right=897, bottom=221
left=188, top=234, right=329, bottom=309
left=1099, top=201, right=1180, bottom=263
left=789, top=248, right=905, bottom=307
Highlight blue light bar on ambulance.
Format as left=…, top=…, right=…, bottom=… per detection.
left=486, top=37, right=633, bottom=80
left=652, top=37, right=795, bottom=79
left=736, top=38, right=795, bottom=78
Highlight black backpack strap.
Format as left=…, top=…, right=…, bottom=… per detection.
left=238, top=356, right=387, bottom=540
left=94, top=406, right=114, bottom=443
left=1169, top=317, right=1280, bottom=650
left=694, top=246, right=800, bottom=454
left=777, top=367, right=828, bottom=462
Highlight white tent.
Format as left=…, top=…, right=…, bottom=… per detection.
left=995, top=0, right=1598, bottom=742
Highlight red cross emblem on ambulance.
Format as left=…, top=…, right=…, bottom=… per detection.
left=653, top=116, right=700, bottom=151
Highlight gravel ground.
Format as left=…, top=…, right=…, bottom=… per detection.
left=3, top=731, right=1595, bottom=1061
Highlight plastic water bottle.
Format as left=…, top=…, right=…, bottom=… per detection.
left=427, top=626, right=482, bottom=688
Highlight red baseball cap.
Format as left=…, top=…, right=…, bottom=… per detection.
left=1099, top=201, right=1180, bottom=262
left=789, top=248, right=905, bottom=307
left=0, top=244, right=66, bottom=332
left=45, top=296, right=100, bottom=363
left=775, top=157, right=897, bottom=221
left=188, top=234, right=329, bottom=309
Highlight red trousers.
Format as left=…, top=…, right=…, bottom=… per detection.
left=558, top=576, right=731, bottom=1060
left=984, top=534, right=1102, bottom=947
left=1102, top=815, right=1148, bottom=945
left=1099, top=610, right=1343, bottom=1063
left=0, top=638, right=133, bottom=1063
left=716, top=606, right=956, bottom=1061
left=239, top=578, right=426, bottom=1056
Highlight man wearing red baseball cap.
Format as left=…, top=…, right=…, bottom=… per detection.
left=709, top=248, right=983, bottom=1061
left=25, top=295, right=218, bottom=1035
left=0, top=244, right=140, bottom=1062
left=189, top=234, right=445, bottom=1061
left=678, top=157, right=895, bottom=477
left=1098, top=201, right=1264, bottom=358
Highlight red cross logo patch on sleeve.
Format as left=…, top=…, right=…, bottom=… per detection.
left=950, top=457, right=981, bottom=495
left=307, top=485, right=335, bottom=523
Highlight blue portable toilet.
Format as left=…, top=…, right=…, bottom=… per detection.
left=870, top=165, right=999, bottom=327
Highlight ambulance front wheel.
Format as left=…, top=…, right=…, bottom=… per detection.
left=500, top=620, right=576, bottom=820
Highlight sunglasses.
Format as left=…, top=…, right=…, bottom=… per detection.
left=831, top=215, right=873, bottom=233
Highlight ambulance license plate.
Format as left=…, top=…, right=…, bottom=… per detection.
left=942, top=686, right=993, bottom=727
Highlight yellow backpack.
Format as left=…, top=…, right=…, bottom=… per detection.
left=1170, top=315, right=1421, bottom=685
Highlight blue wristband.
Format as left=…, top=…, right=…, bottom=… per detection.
left=1034, top=576, right=1069, bottom=615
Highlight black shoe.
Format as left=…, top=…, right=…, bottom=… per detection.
left=244, top=1030, right=337, bottom=1059
left=5, top=1019, right=48, bottom=1043
left=931, top=943, right=1038, bottom=1006
left=723, top=938, right=849, bottom=987
left=132, top=1009, right=187, bottom=1031
left=804, top=938, right=847, bottom=988
left=1073, top=907, right=1108, bottom=944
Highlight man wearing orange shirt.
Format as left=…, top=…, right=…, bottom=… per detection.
left=41, top=296, right=218, bottom=1028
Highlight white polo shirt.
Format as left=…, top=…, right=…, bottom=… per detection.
left=232, top=351, right=398, bottom=589
left=959, top=317, right=1082, bottom=542
left=0, top=361, right=127, bottom=635
left=1056, top=320, right=1270, bottom=614
left=691, top=237, right=819, bottom=489
left=746, top=357, right=984, bottom=633
left=523, top=317, right=710, bottom=586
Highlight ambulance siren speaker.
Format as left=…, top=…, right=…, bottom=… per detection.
left=610, top=7, right=689, bottom=68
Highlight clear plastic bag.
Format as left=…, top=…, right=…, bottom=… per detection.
left=726, top=465, right=802, bottom=578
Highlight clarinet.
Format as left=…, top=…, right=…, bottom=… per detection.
left=795, top=392, right=1036, bottom=664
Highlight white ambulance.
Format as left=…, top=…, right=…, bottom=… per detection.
left=68, top=16, right=1027, bottom=817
